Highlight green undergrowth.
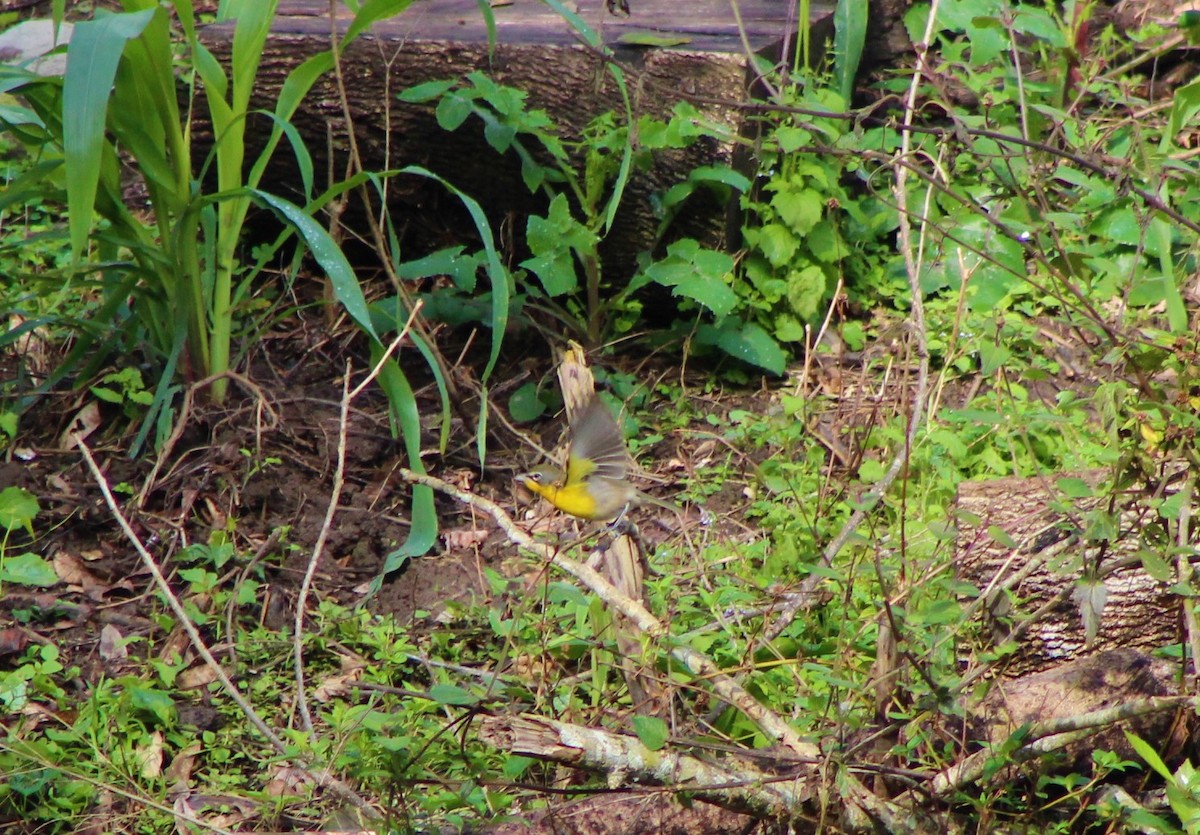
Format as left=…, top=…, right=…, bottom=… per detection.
left=9, top=0, right=1200, bottom=830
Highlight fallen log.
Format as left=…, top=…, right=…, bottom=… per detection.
left=197, top=0, right=835, bottom=278
left=955, top=469, right=1183, bottom=678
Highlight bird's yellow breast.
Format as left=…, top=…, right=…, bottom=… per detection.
left=521, top=479, right=604, bottom=520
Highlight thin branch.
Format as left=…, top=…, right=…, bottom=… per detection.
left=294, top=321, right=417, bottom=732
left=477, top=714, right=806, bottom=816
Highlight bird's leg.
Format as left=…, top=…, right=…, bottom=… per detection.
left=601, top=504, right=635, bottom=540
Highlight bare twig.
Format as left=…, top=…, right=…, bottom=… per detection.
left=137, top=371, right=279, bottom=508
left=294, top=320, right=417, bottom=732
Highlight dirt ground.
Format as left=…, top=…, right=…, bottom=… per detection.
left=1, top=312, right=797, bottom=712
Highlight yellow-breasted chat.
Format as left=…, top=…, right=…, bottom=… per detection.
left=520, top=396, right=676, bottom=522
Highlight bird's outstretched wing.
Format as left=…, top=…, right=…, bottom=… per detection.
left=565, top=397, right=628, bottom=485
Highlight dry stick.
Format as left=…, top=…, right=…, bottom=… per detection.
left=476, top=714, right=804, bottom=816
left=393, top=467, right=820, bottom=761
left=74, top=440, right=374, bottom=814
left=294, top=320, right=418, bottom=733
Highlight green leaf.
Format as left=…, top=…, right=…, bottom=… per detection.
left=435, top=92, right=473, bottom=131
left=428, top=683, right=478, bottom=706
left=0, top=487, right=39, bottom=533
left=832, top=0, right=866, bottom=105
left=344, top=0, right=415, bottom=43
left=521, top=194, right=594, bottom=296
left=772, top=187, right=823, bottom=235
left=986, top=525, right=1019, bottom=549
left=640, top=239, right=737, bottom=316
left=250, top=190, right=378, bottom=341
left=696, top=321, right=787, bottom=375
left=1056, top=477, right=1094, bottom=499
left=0, top=553, right=57, bottom=587
left=617, top=31, right=691, bottom=47
left=1126, top=732, right=1175, bottom=781
left=631, top=715, right=669, bottom=750
left=63, top=8, right=157, bottom=258
left=399, top=78, right=457, bottom=103
left=508, top=383, right=546, bottom=422
left=398, top=246, right=481, bottom=291
left=1137, top=549, right=1173, bottom=583
left=128, top=682, right=176, bottom=726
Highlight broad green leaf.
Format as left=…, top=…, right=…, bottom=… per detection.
left=399, top=78, right=457, bottom=103
left=429, top=683, right=478, bottom=706
left=0, top=553, right=57, bottom=587
left=128, top=682, right=176, bottom=725
left=696, top=321, right=787, bottom=375
left=0, top=487, right=39, bottom=533
left=641, top=240, right=737, bottom=316
left=508, top=383, right=546, bottom=422
left=772, top=187, right=823, bottom=235
left=631, top=715, right=669, bottom=750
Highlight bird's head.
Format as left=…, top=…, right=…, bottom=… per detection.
left=520, top=463, right=566, bottom=491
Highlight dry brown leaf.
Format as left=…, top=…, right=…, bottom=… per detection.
left=312, top=668, right=362, bottom=703
left=53, top=552, right=102, bottom=591
left=0, top=627, right=30, bottom=657
left=98, top=624, right=128, bottom=661
left=60, top=401, right=101, bottom=449
left=137, top=731, right=164, bottom=779
left=443, top=528, right=489, bottom=550
left=177, top=664, right=217, bottom=690
left=263, top=765, right=314, bottom=798
left=165, top=741, right=202, bottom=786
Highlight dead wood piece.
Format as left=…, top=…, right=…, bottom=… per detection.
left=956, top=470, right=1180, bottom=677
left=970, top=648, right=1184, bottom=776
left=477, top=714, right=812, bottom=817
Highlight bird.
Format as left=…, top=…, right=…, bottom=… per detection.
left=520, top=396, right=676, bottom=522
